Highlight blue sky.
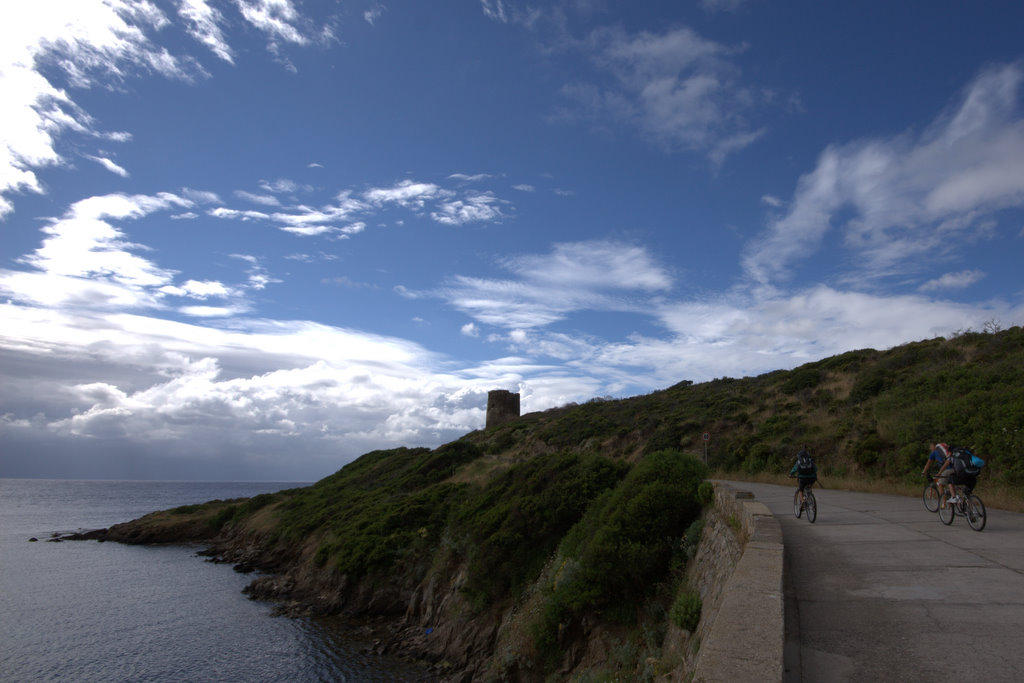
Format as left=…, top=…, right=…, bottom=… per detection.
left=2, top=0, right=1023, bottom=481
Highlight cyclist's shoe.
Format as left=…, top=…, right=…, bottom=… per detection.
left=949, top=496, right=960, bottom=504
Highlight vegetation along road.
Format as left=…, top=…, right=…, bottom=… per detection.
left=724, top=481, right=1024, bottom=683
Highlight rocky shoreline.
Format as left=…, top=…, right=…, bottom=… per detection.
left=54, top=513, right=506, bottom=682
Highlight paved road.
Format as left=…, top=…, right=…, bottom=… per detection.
left=722, top=481, right=1024, bottom=683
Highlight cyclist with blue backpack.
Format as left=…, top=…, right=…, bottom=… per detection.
left=936, top=446, right=983, bottom=505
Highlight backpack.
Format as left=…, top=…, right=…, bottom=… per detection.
left=951, top=447, right=981, bottom=476
left=797, top=450, right=815, bottom=476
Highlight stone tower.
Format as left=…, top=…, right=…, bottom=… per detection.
left=486, top=389, right=520, bottom=428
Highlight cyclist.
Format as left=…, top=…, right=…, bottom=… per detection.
left=788, top=445, right=817, bottom=507
left=936, top=447, right=979, bottom=506
left=921, top=442, right=949, bottom=477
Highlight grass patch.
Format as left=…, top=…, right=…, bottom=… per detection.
left=715, top=470, right=1024, bottom=513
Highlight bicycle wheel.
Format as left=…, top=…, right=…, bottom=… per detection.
left=966, top=495, right=987, bottom=532
left=923, top=483, right=940, bottom=512
left=805, top=490, right=817, bottom=523
left=938, top=492, right=954, bottom=525
left=793, top=489, right=803, bottom=518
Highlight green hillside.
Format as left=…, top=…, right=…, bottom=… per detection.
left=464, top=325, right=1024, bottom=486
left=173, top=326, right=1023, bottom=678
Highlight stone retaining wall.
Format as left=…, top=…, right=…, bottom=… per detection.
left=673, top=483, right=784, bottom=682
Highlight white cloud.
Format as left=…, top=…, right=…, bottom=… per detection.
left=364, top=179, right=447, bottom=208
left=237, top=0, right=311, bottom=47
left=448, top=173, right=492, bottom=182
left=0, top=0, right=190, bottom=218
left=210, top=179, right=510, bottom=236
left=235, top=190, right=282, bottom=206
left=432, top=192, right=506, bottom=225
left=591, top=285, right=1024, bottom=387
left=504, top=240, right=673, bottom=292
left=183, top=188, right=223, bottom=204
left=0, top=192, right=275, bottom=318
left=919, top=270, right=986, bottom=293
left=364, top=5, right=385, bottom=26
left=209, top=207, right=272, bottom=221
left=17, top=193, right=190, bottom=295
left=480, top=0, right=509, bottom=23
left=744, top=62, right=1024, bottom=287
left=161, top=279, right=234, bottom=299
left=178, top=0, right=234, bottom=63
left=86, top=155, right=130, bottom=177
left=178, top=304, right=249, bottom=318
left=0, top=306, right=509, bottom=477
left=556, top=25, right=764, bottom=162
left=259, top=178, right=304, bottom=194
left=0, top=1, right=336, bottom=220
left=461, top=322, right=480, bottom=337
left=441, top=240, right=673, bottom=329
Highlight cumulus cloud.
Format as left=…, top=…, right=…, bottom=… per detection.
left=744, top=62, right=1024, bottom=287
left=0, top=307, right=507, bottom=478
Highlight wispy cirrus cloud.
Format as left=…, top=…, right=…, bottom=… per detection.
left=178, top=0, right=234, bottom=63
left=565, top=25, right=765, bottom=163
left=480, top=4, right=769, bottom=164
left=919, top=270, right=986, bottom=293
left=439, top=240, right=673, bottom=329
left=86, top=155, right=130, bottom=177
left=235, top=190, right=281, bottom=206
left=744, top=62, right=1024, bottom=288
left=212, top=178, right=511, bottom=235
left=0, top=0, right=333, bottom=221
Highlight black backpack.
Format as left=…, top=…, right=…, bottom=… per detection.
left=951, top=447, right=980, bottom=476
left=797, top=450, right=815, bottom=476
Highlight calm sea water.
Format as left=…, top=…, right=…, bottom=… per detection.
left=0, top=479, right=433, bottom=682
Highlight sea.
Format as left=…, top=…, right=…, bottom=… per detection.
left=0, top=479, right=433, bottom=682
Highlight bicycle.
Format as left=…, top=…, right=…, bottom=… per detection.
left=938, top=484, right=986, bottom=531
left=922, top=473, right=942, bottom=513
left=792, top=481, right=817, bottom=523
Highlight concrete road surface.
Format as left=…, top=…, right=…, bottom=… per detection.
left=721, top=481, right=1024, bottom=683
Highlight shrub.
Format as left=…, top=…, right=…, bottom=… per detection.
left=533, top=450, right=709, bottom=657
left=670, top=590, right=702, bottom=632
left=454, top=451, right=629, bottom=609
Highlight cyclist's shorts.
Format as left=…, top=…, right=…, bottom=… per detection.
left=950, top=473, right=977, bottom=492
left=798, top=477, right=816, bottom=492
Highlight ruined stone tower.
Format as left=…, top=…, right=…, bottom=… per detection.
left=486, top=389, right=520, bottom=428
